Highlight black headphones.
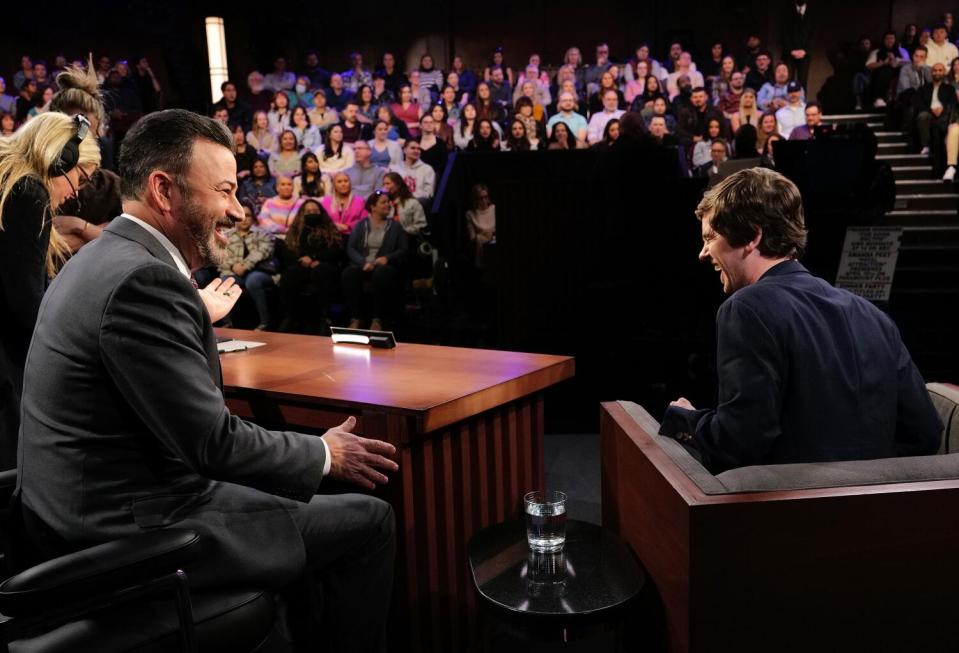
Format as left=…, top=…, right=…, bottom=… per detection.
left=48, top=114, right=91, bottom=178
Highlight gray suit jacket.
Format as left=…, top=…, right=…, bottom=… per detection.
left=17, top=217, right=327, bottom=589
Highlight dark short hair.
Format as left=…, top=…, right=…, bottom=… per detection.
left=914, top=45, right=929, bottom=54
left=696, top=167, right=807, bottom=259
left=221, top=80, right=236, bottom=92
left=805, top=101, right=821, bottom=112
left=691, top=86, right=707, bottom=95
left=119, top=109, right=234, bottom=200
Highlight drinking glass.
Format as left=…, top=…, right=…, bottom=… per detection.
left=524, top=490, right=567, bottom=552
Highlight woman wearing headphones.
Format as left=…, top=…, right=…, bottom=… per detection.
left=0, top=111, right=100, bottom=468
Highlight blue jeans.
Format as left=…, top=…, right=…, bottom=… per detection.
left=222, top=270, right=274, bottom=326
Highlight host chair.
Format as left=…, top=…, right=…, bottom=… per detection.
left=0, top=470, right=279, bottom=652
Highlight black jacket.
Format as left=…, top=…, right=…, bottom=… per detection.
left=917, top=82, right=958, bottom=119
left=781, top=2, right=816, bottom=54
left=0, top=177, right=50, bottom=468
left=346, top=217, right=408, bottom=267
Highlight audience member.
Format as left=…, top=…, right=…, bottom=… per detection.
left=787, top=101, right=824, bottom=141
left=1, top=112, right=16, bottom=136
left=756, top=111, right=779, bottom=155
left=916, top=62, right=956, bottom=157
left=739, top=33, right=763, bottom=73
left=0, top=78, right=15, bottom=115
left=625, top=60, right=652, bottom=104
left=345, top=140, right=386, bottom=198
left=664, top=40, right=684, bottom=73
left=418, top=54, right=444, bottom=91
left=375, top=105, right=410, bottom=141
left=502, top=119, right=534, bottom=151
left=546, top=121, right=577, bottom=150
left=488, top=66, right=513, bottom=109
left=514, top=96, right=546, bottom=148
left=307, top=90, right=339, bottom=133
left=340, top=101, right=371, bottom=144
left=781, top=0, right=815, bottom=88
left=373, top=75, right=396, bottom=107
left=851, top=35, right=874, bottom=111
left=718, top=71, right=747, bottom=120
left=667, top=52, right=705, bottom=99
left=318, top=124, right=356, bottom=174
left=587, top=89, right=625, bottom=144
left=430, top=103, right=456, bottom=149
left=341, top=51, right=372, bottom=92
left=758, top=62, right=801, bottom=112
left=258, top=174, right=299, bottom=234
left=866, top=31, right=909, bottom=107
left=897, top=46, right=930, bottom=134
left=327, top=73, right=354, bottom=111
left=695, top=139, right=729, bottom=178
left=233, top=124, right=257, bottom=179
left=238, top=157, right=277, bottom=212
left=466, top=183, right=495, bottom=266
left=590, top=118, right=621, bottom=150
left=247, top=110, right=278, bottom=155
left=245, top=71, right=272, bottom=114
left=925, top=24, right=958, bottom=69
left=12, top=54, right=34, bottom=91
left=474, top=82, right=506, bottom=128
left=745, top=51, right=774, bottom=91
left=264, top=55, right=295, bottom=92
left=291, top=105, right=322, bottom=152
left=212, top=81, right=252, bottom=131
left=692, top=118, right=727, bottom=168
left=268, top=89, right=293, bottom=133
left=547, top=91, right=588, bottom=145
left=678, top=87, right=726, bottom=147
left=356, top=85, right=378, bottom=124
left=292, top=75, right=314, bottom=109
left=383, top=171, right=428, bottom=235
left=294, top=152, right=324, bottom=198
left=469, top=119, right=501, bottom=150
left=587, top=71, right=627, bottom=116
left=391, top=84, right=422, bottom=138
left=902, top=24, right=920, bottom=56
left=268, top=129, right=302, bottom=178
left=376, top=52, right=407, bottom=95
left=217, top=201, right=276, bottom=330
left=321, top=171, right=368, bottom=234
left=407, top=71, right=434, bottom=108
left=454, top=103, right=479, bottom=149
left=389, top=139, right=436, bottom=199
left=451, top=55, right=479, bottom=97
left=301, top=50, right=332, bottom=89
left=370, top=120, right=404, bottom=165
left=775, top=82, right=807, bottom=138
left=440, top=83, right=463, bottom=123
left=342, top=190, right=409, bottom=331
left=484, top=47, right=515, bottom=87
left=279, top=199, right=344, bottom=332
left=418, top=114, right=450, bottom=177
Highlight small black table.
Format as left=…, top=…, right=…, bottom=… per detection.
left=467, top=519, right=645, bottom=649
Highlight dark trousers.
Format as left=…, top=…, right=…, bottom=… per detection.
left=341, top=264, right=401, bottom=322
left=280, top=262, right=340, bottom=321
left=282, top=493, right=395, bottom=652
left=870, top=66, right=898, bottom=102
left=222, top=271, right=274, bottom=326
left=786, top=54, right=811, bottom=90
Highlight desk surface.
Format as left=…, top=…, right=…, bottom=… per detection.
left=217, top=328, right=574, bottom=432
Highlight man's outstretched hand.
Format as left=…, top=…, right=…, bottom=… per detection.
left=199, top=276, right=242, bottom=323
left=323, top=416, right=399, bottom=490
left=669, top=397, right=696, bottom=410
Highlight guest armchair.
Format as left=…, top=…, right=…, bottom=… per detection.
left=0, top=471, right=277, bottom=652
left=601, top=383, right=959, bottom=652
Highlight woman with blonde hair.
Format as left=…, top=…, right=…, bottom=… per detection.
left=0, top=111, right=100, bottom=467
left=247, top=110, right=278, bottom=155
left=731, top=88, right=761, bottom=133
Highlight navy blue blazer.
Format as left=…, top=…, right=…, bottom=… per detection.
left=660, top=260, right=941, bottom=473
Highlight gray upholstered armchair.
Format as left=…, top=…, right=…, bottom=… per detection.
left=601, top=383, right=959, bottom=652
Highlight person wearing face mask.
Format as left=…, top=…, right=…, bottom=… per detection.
left=781, top=0, right=816, bottom=88
left=0, top=112, right=100, bottom=468
left=279, top=198, right=345, bottom=333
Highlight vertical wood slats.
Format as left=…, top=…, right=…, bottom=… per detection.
left=395, top=393, right=546, bottom=651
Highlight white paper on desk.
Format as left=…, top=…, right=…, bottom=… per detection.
left=216, top=340, right=267, bottom=353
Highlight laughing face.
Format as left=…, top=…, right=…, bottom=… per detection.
left=699, top=211, right=748, bottom=294
left=177, top=140, right=243, bottom=268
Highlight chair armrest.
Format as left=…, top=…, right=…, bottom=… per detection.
left=0, top=469, right=16, bottom=508
left=0, top=528, right=199, bottom=617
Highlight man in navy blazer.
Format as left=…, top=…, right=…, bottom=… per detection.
left=660, top=167, right=941, bottom=473
left=18, top=110, right=399, bottom=650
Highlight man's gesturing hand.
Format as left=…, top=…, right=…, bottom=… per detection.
left=323, top=416, right=399, bottom=490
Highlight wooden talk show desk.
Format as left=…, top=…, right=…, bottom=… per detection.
left=216, top=329, right=574, bottom=652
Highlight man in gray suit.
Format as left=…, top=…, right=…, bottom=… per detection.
left=17, top=109, right=398, bottom=651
